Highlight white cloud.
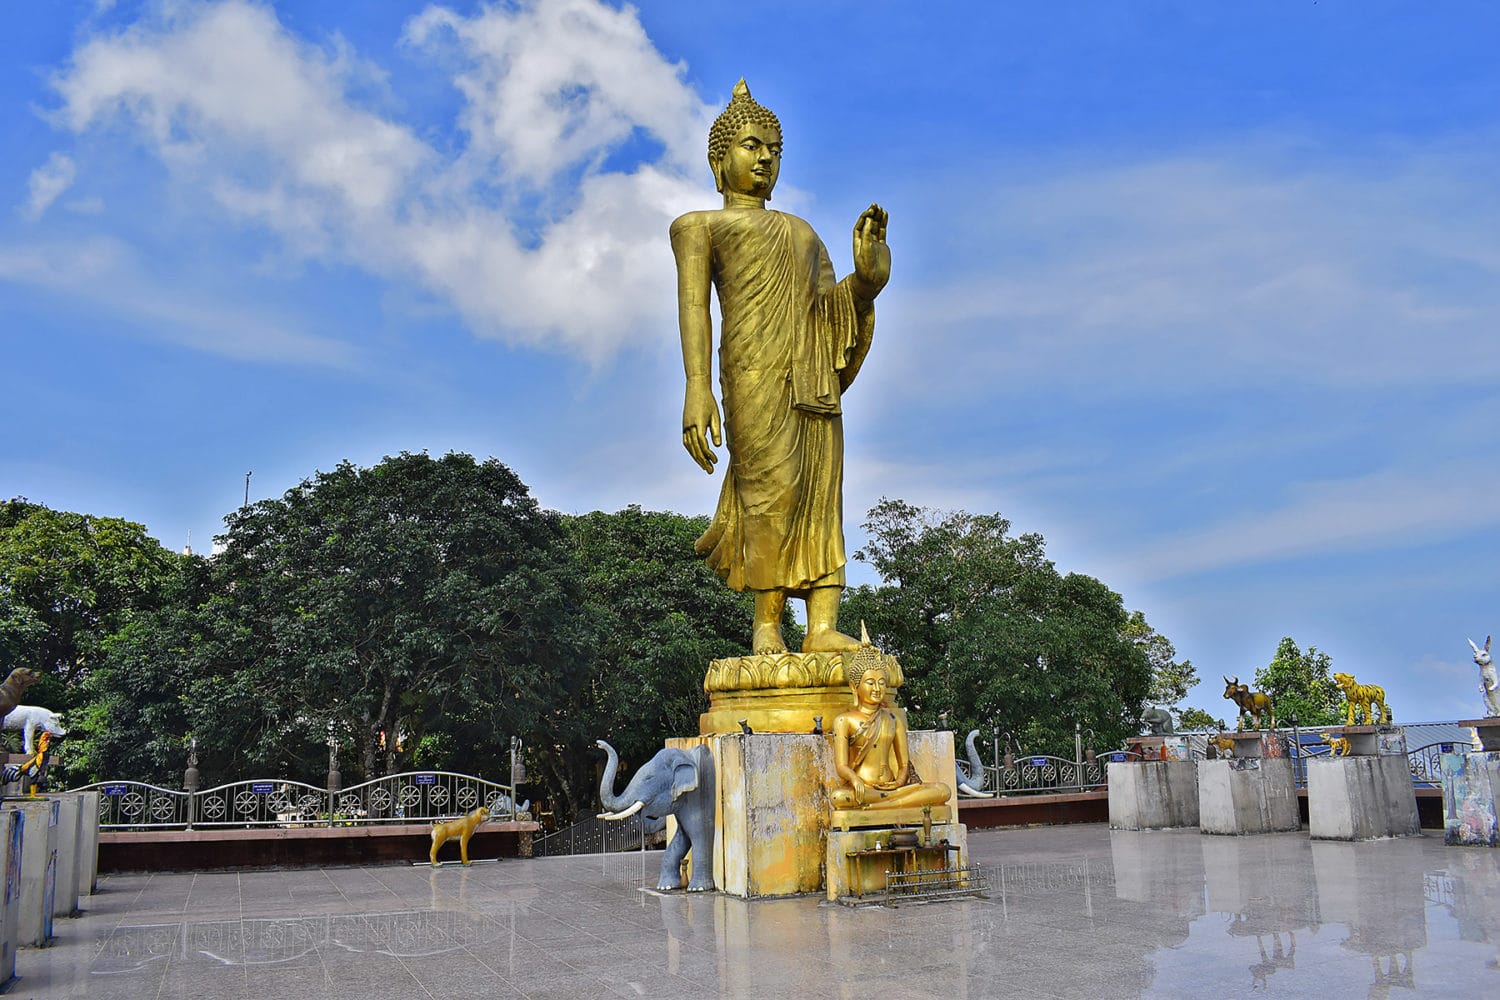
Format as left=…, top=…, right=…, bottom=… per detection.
left=35, top=0, right=717, bottom=362
left=881, top=146, right=1500, bottom=399
left=1121, top=461, right=1500, bottom=582
left=23, top=152, right=77, bottom=221
left=0, top=237, right=353, bottom=366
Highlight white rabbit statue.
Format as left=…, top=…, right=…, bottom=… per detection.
left=1469, top=636, right=1499, bottom=717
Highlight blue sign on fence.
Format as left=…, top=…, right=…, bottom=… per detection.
left=415, top=774, right=437, bottom=785
left=1030, top=757, right=1046, bottom=767
left=1110, top=753, right=1126, bottom=762
left=102, top=784, right=129, bottom=796
left=251, top=782, right=275, bottom=794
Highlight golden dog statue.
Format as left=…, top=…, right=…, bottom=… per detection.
left=429, top=806, right=489, bottom=866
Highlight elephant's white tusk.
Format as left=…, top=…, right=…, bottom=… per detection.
left=958, top=783, right=994, bottom=799
left=597, top=800, right=645, bottom=821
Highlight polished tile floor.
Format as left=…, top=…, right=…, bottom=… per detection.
left=14, top=824, right=1500, bottom=999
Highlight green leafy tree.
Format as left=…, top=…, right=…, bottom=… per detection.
left=1177, top=706, right=1227, bottom=731
left=560, top=507, right=755, bottom=797
left=1251, top=636, right=1341, bottom=727
left=1125, top=611, right=1199, bottom=717
left=101, top=453, right=595, bottom=793
left=0, top=498, right=182, bottom=749
left=843, top=499, right=1155, bottom=755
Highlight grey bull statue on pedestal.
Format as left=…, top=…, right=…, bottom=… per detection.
left=597, top=740, right=716, bottom=892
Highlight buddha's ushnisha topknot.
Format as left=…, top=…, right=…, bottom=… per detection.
left=707, top=79, right=782, bottom=167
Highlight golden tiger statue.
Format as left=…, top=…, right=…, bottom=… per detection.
left=1319, top=732, right=1350, bottom=757
left=1332, top=672, right=1391, bottom=726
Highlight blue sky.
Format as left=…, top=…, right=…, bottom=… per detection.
left=3, top=1, right=1498, bottom=725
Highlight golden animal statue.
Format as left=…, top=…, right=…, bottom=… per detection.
left=672, top=79, right=890, bottom=655
left=829, top=634, right=950, bottom=811
left=1332, top=672, right=1391, bottom=726
left=1206, top=733, right=1237, bottom=758
left=1223, top=675, right=1275, bottom=731
left=1319, top=732, right=1351, bottom=757
left=429, top=805, right=489, bottom=866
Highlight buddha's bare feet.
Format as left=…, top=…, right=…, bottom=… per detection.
left=753, top=621, right=788, bottom=655
left=802, top=626, right=860, bottom=653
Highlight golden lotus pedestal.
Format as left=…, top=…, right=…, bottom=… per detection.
left=698, top=651, right=897, bottom=737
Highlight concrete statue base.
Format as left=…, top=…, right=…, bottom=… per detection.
left=1197, top=733, right=1298, bottom=835
left=1108, top=759, right=1199, bottom=830
left=825, top=822, right=968, bottom=901
left=666, top=729, right=958, bottom=898
left=1441, top=750, right=1500, bottom=847
left=1306, top=755, right=1420, bottom=840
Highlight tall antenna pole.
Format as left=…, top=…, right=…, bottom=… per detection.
left=244, top=471, right=252, bottom=507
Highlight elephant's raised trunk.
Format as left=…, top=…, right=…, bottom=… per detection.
left=596, top=739, right=635, bottom=814
left=962, top=729, right=987, bottom=791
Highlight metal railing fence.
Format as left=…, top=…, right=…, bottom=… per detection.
left=69, top=770, right=525, bottom=831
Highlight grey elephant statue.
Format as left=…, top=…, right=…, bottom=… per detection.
left=1141, top=707, right=1174, bottom=736
left=955, top=729, right=993, bottom=798
left=597, top=739, right=716, bottom=892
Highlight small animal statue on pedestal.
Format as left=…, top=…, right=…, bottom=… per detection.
left=1222, top=676, right=1274, bottom=731
left=1319, top=732, right=1351, bottom=757
left=429, top=806, right=489, bottom=866
left=1469, top=637, right=1499, bottom=717
left=1332, top=672, right=1391, bottom=726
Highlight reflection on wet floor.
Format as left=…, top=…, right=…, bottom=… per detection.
left=15, top=825, right=1500, bottom=998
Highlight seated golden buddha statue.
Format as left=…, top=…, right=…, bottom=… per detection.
left=830, top=649, right=951, bottom=811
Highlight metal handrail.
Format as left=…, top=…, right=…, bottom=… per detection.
left=68, top=770, right=525, bottom=831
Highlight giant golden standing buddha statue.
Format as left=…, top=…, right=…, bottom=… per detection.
left=672, top=80, right=893, bottom=737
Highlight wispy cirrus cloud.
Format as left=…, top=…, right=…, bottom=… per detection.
left=22, top=152, right=76, bottom=221
left=1117, top=461, right=1500, bottom=583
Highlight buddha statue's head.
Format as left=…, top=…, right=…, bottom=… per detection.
left=848, top=660, right=889, bottom=709
left=708, top=79, right=782, bottom=200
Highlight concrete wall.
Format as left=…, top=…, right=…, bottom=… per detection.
left=1307, top=755, right=1420, bottom=840
left=1108, top=760, right=1199, bottom=830
left=1197, top=757, right=1299, bottom=835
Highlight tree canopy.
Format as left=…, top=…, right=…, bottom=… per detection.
left=17, top=466, right=1193, bottom=817
left=0, top=498, right=183, bottom=749
left=1252, top=636, right=1342, bottom=727
left=843, top=499, right=1157, bottom=755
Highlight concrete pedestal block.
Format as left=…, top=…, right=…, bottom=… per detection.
left=76, top=791, right=100, bottom=895
left=1108, top=760, right=1199, bottom=830
left=1441, top=750, right=1500, bottom=847
left=1197, top=757, right=1299, bottom=835
left=12, top=798, right=58, bottom=946
left=671, top=729, right=959, bottom=898
left=0, top=810, right=22, bottom=986
left=1307, top=754, right=1420, bottom=840
left=49, top=795, right=81, bottom=918
left=825, top=823, right=967, bottom=901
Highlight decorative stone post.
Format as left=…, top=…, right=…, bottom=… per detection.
left=326, top=724, right=341, bottom=828
left=183, top=738, right=200, bottom=830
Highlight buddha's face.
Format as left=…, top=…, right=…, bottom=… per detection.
left=717, top=121, right=781, bottom=198
left=852, top=666, right=888, bottom=708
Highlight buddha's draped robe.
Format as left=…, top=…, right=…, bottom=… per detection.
left=679, top=208, right=874, bottom=594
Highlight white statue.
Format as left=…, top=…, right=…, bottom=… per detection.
left=2, top=705, right=66, bottom=753
left=1469, top=636, right=1499, bottom=717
